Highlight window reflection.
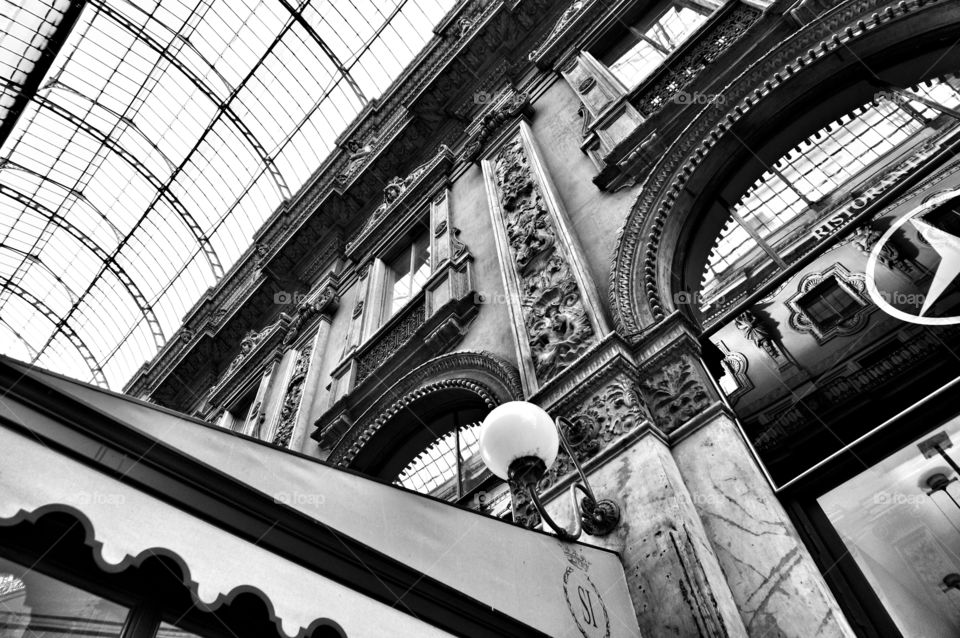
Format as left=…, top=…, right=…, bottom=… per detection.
left=819, top=413, right=960, bottom=636
left=608, top=4, right=712, bottom=89
left=157, top=620, right=203, bottom=638
left=0, top=557, right=128, bottom=638
left=385, top=227, right=431, bottom=319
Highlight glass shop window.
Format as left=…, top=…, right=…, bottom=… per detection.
left=0, top=555, right=130, bottom=638
left=383, top=224, right=431, bottom=322
left=797, top=277, right=862, bottom=330
left=818, top=413, right=960, bottom=637
left=601, top=0, right=715, bottom=89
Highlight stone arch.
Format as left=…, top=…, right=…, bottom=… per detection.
left=610, top=0, right=960, bottom=338
left=328, top=351, right=523, bottom=470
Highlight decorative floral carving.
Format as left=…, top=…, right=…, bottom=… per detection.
left=521, top=254, right=594, bottom=379
left=273, top=347, right=312, bottom=448
left=493, top=138, right=595, bottom=383
left=639, top=357, right=711, bottom=433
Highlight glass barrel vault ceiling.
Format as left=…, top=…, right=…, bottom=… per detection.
left=0, top=0, right=456, bottom=388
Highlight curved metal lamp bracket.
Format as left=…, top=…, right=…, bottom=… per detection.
left=513, top=415, right=621, bottom=541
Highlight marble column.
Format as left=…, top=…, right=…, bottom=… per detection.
left=672, top=411, right=855, bottom=637
left=630, top=314, right=854, bottom=636
left=545, top=430, right=749, bottom=637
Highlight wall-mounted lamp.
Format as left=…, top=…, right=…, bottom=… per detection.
left=942, top=573, right=960, bottom=592
left=478, top=401, right=620, bottom=541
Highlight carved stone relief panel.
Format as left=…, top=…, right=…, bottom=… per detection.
left=483, top=123, right=605, bottom=392
left=638, top=353, right=713, bottom=435
left=510, top=372, right=651, bottom=528
left=273, top=346, right=311, bottom=448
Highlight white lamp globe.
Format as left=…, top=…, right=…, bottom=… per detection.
left=478, top=401, right=559, bottom=480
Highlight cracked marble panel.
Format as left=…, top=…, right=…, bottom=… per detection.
left=673, top=415, right=855, bottom=638
left=544, top=433, right=747, bottom=637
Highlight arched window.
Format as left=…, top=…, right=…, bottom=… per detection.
left=382, top=405, right=510, bottom=516
left=393, top=410, right=487, bottom=503
left=699, top=75, right=960, bottom=307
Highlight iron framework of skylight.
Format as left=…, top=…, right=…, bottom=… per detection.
left=0, top=0, right=456, bottom=388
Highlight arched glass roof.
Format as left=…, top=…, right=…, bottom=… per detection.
left=0, top=0, right=456, bottom=388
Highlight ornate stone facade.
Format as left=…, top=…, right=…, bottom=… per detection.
left=273, top=347, right=311, bottom=448
left=639, top=356, right=712, bottom=434
left=511, top=374, right=650, bottom=527
left=492, top=137, right=596, bottom=383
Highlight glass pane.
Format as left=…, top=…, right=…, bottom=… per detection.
left=458, top=421, right=489, bottom=497
left=157, top=620, right=204, bottom=638
left=610, top=5, right=709, bottom=88
left=410, top=229, right=432, bottom=290
left=388, top=245, right=413, bottom=316
left=818, top=413, right=960, bottom=636
left=0, top=555, right=129, bottom=638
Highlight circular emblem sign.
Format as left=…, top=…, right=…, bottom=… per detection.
left=562, top=566, right=610, bottom=638
left=866, top=188, right=960, bottom=325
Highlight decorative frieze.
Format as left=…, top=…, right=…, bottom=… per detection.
left=520, top=253, right=594, bottom=380
left=484, top=125, right=605, bottom=392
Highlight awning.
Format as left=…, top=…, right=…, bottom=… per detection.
left=0, top=356, right=641, bottom=638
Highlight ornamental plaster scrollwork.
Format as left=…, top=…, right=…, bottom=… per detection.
left=609, top=0, right=950, bottom=338
left=786, top=264, right=874, bottom=344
